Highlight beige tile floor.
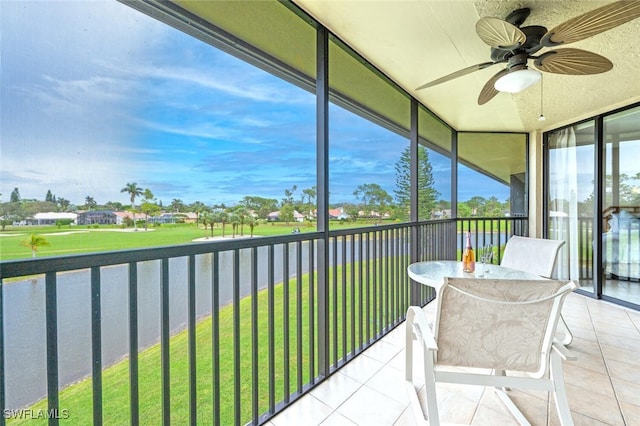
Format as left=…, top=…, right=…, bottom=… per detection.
left=269, top=293, right=640, bottom=425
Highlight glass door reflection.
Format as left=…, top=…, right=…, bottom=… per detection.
left=547, top=121, right=596, bottom=292
left=602, top=106, right=640, bottom=305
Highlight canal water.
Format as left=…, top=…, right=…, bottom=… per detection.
left=4, top=244, right=314, bottom=410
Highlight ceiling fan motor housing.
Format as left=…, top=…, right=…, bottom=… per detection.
left=507, top=53, right=529, bottom=70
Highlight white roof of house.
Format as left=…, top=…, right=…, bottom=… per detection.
left=33, top=212, right=77, bottom=220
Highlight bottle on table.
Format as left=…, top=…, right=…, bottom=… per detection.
left=462, top=232, right=475, bottom=273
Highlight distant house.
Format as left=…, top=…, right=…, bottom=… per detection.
left=328, top=207, right=350, bottom=220
left=77, top=210, right=118, bottom=225
left=114, top=211, right=146, bottom=225
left=431, top=209, right=452, bottom=220
left=179, top=212, right=198, bottom=223
left=358, top=210, right=380, bottom=218
left=267, top=210, right=305, bottom=222
left=77, top=210, right=145, bottom=225
left=357, top=210, right=391, bottom=220
left=147, top=212, right=198, bottom=224
left=147, top=213, right=177, bottom=224
left=31, top=212, right=78, bottom=225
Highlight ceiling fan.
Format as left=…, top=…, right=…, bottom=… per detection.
left=416, top=0, right=640, bottom=105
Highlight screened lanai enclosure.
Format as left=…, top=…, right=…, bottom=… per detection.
left=1, top=1, right=639, bottom=425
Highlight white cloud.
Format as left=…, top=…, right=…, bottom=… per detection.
left=105, top=59, right=314, bottom=106
left=132, top=117, right=235, bottom=141
left=1, top=145, right=138, bottom=205
left=0, top=0, right=369, bottom=207
left=329, top=156, right=378, bottom=171
left=1, top=1, right=171, bottom=204
left=30, top=74, right=136, bottom=118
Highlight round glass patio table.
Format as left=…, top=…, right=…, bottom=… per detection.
left=407, top=260, right=544, bottom=292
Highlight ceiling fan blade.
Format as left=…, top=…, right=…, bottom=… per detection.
left=534, top=48, right=613, bottom=75
left=540, top=0, right=640, bottom=47
left=476, top=17, right=526, bottom=49
left=478, top=68, right=508, bottom=105
left=416, top=61, right=500, bottom=90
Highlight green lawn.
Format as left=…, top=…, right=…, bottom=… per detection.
left=1, top=217, right=522, bottom=261
left=0, top=220, right=384, bottom=262
left=0, top=222, right=308, bottom=261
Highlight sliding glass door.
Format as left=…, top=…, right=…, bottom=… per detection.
left=602, top=106, right=640, bottom=305
left=547, top=121, right=596, bottom=292
left=546, top=104, right=640, bottom=308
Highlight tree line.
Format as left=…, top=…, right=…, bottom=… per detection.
left=1, top=146, right=512, bottom=230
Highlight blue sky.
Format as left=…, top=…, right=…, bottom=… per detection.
left=1, top=0, right=506, bottom=208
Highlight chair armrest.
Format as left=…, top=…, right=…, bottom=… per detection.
left=552, top=340, right=577, bottom=361
left=407, top=306, right=438, bottom=352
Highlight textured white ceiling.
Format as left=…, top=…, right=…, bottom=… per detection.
left=294, top=0, right=640, bottom=132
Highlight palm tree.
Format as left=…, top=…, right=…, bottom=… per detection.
left=170, top=198, right=184, bottom=213
left=57, top=197, right=70, bottom=212
left=211, top=212, right=222, bottom=234
left=190, top=201, right=207, bottom=225
left=302, top=186, right=316, bottom=218
left=22, top=234, right=50, bottom=258
left=201, top=212, right=215, bottom=238
left=85, top=196, right=97, bottom=210
left=208, top=214, right=217, bottom=237
left=234, top=207, right=247, bottom=236
left=219, top=212, right=229, bottom=238
left=139, top=189, right=159, bottom=231
left=229, top=214, right=240, bottom=238
left=247, top=216, right=258, bottom=237
left=121, top=182, right=143, bottom=229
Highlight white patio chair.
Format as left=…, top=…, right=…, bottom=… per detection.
left=405, top=277, right=578, bottom=426
left=501, top=236, right=565, bottom=278
left=501, top=236, right=573, bottom=345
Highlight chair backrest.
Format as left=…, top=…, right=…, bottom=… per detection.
left=501, top=236, right=566, bottom=278
left=434, top=277, right=577, bottom=378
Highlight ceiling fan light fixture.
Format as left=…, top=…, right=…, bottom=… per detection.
left=494, top=68, right=541, bottom=93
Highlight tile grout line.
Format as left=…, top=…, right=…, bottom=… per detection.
left=585, top=298, right=630, bottom=426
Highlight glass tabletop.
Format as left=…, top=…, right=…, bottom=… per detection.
left=407, top=260, right=544, bottom=291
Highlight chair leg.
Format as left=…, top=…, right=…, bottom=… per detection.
left=405, top=317, right=414, bottom=383
left=422, top=343, right=439, bottom=426
left=557, top=315, right=573, bottom=345
left=405, top=311, right=424, bottom=424
left=550, top=351, right=574, bottom=426
left=405, top=307, right=439, bottom=426
left=494, top=388, right=531, bottom=426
